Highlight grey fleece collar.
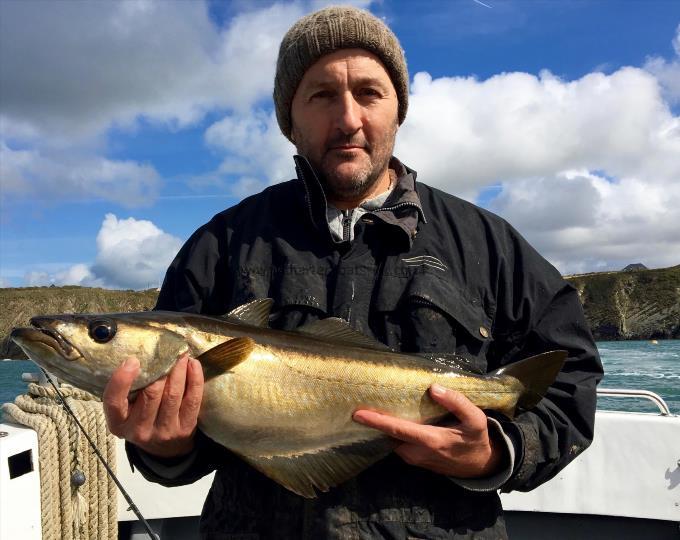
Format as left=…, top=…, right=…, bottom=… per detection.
left=326, top=186, right=394, bottom=242
left=294, top=155, right=426, bottom=247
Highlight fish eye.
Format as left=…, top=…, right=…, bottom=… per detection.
left=88, top=320, right=116, bottom=343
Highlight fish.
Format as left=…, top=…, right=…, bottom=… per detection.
left=10, top=298, right=566, bottom=498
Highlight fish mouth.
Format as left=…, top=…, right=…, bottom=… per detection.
left=10, top=318, right=82, bottom=361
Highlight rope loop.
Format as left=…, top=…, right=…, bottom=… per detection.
left=2, top=382, right=117, bottom=540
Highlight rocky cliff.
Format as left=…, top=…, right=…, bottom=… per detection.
left=1, top=265, right=678, bottom=359
left=566, top=265, right=680, bottom=340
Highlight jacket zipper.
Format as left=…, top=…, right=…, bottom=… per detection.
left=342, top=209, right=354, bottom=241
left=374, top=201, right=425, bottom=217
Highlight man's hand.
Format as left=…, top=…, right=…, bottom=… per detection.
left=103, top=354, right=204, bottom=459
left=353, top=384, right=505, bottom=478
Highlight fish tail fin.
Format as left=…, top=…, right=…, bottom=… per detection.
left=491, top=350, right=568, bottom=414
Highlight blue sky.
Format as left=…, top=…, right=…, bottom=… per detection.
left=1, top=0, right=679, bottom=289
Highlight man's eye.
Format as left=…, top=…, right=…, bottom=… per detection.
left=311, top=90, right=334, bottom=99
left=357, top=88, right=380, bottom=98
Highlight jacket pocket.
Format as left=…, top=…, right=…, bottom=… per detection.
left=229, top=260, right=330, bottom=331
left=267, top=266, right=329, bottom=331
left=372, top=268, right=493, bottom=367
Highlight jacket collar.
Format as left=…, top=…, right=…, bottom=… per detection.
left=293, top=155, right=426, bottom=248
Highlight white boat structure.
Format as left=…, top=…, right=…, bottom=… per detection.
left=1, top=384, right=679, bottom=539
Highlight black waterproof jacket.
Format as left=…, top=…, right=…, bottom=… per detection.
left=128, top=156, right=603, bottom=539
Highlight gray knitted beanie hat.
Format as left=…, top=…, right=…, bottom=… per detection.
left=274, top=5, right=409, bottom=141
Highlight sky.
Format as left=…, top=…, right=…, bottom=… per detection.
left=1, top=0, right=679, bottom=290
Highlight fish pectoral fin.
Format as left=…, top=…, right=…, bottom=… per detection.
left=198, top=336, right=254, bottom=374
left=242, top=436, right=397, bottom=498
left=297, top=318, right=392, bottom=351
left=224, top=298, right=274, bottom=327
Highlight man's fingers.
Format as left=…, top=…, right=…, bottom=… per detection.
left=127, top=377, right=166, bottom=439
left=155, top=355, right=189, bottom=429
left=179, top=358, right=204, bottom=432
left=353, top=409, right=438, bottom=446
left=429, top=385, right=487, bottom=429
left=102, top=357, right=140, bottom=432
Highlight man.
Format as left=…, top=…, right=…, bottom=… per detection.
left=103, top=6, right=602, bottom=539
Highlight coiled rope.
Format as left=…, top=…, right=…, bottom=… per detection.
left=2, top=383, right=118, bottom=540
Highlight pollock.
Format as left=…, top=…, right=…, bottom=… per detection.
left=11, top=299, right=566, bottom=497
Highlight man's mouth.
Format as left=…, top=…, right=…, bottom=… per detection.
left=327, top=145, right=368, bottom=157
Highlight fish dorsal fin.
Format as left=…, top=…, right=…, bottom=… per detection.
left=225, top=298, right=274, bottom=327
left=198, top=337, right=254, bottom=376
left=417, top=353, right=484, bottom=374
left=241, top=436, right=397, bottom=498
left=297, top=318, right=391, bottom=351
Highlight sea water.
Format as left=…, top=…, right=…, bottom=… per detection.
left=1, top=340, right=678, bottom=419
left=596, top=339, right=679, bottom=414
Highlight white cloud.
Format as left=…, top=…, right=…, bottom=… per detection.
left=23, top=272, right=51, bottom=287
left=24, top=265, right=102, bottom=288
left=0, top=0, right=304, bottom=142
left=90, top=214, right=183, bottom=289
left=397, top=67, right=679, bottom=197
left=643, top=24, right=680, bottom=105
left=57, top=264, right=99, bottom=287
left=0, top=142, right=161, bottom=207
left=489, top=171, right=680, bottom=274
left=199, top=109, right=296, bottom=197
left=23, top=214, right=182, bottom=289
left=0, top=0, right=305, bottom=206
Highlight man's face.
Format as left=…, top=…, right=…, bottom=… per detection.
left=291, top=48, right=399, bottom=204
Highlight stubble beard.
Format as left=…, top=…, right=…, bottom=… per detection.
left=293, top=123, right=398, bottom=204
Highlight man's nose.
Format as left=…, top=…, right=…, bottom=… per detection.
left=335, top=93, right=363, bottom=134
